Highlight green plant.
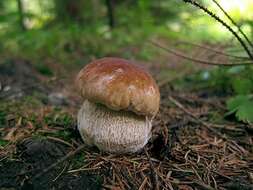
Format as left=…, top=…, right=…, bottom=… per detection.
left=43, top=108, right=74, bottom=127
left=35, top=63, right=53, bottom=76
left=178, top=65, right=253, bottom=123
left=0, top=139, right=8, bottom=146
left=226, top=95, right=253, bottom=123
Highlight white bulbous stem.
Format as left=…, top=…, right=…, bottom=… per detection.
left=77, top=100, right=152, bottom=153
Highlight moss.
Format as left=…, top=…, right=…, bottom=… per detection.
left=34, top=63, right=54, bottom=76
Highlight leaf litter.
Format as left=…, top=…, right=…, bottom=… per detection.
left=0, top=60, right=252, bottom=190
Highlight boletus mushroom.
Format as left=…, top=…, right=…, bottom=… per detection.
left=75, top=57, right=160, bottom=153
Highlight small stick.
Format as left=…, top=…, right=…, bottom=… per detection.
left=33, top=144, right=86, bottom=180
left=139, top=177, right=148, bottom=190
left=144, top=147, right=159, bottom=190
left=168, top=96, right=226, bottom=140
left=46, top=136, right=73, bottom=147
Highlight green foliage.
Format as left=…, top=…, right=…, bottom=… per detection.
left=226, top=95, right=253, bottom=123
left=183, top=65, right=253, bottom=93
left=1, top=0, right=251, bottom=65
left=34, top=63, right=53, bottom=76
left=183, top=65, right=253, bottom=123
left=41, top=108, right=75, bottom=140
left=0, top=22, right=164, bottom=64
left=43, top=108, right=74, bottom=127
left=0, top=139, right=8, bottom=146
left=231, top=78, right=253, bottom=95
left=71, top=152, right=87, bottom=168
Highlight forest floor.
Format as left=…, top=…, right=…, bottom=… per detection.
left=0, top=51, right=252, bottom=190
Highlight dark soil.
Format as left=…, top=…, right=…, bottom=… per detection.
left=0, top=59, right=49, bottom=100
left=0, top=138, right=101, bottom=190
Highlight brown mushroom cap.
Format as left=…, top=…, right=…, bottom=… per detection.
left=75, top=57, right=160, bottom=117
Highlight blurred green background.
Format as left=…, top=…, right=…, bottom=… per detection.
left=0, top=0, right=252, bottom=64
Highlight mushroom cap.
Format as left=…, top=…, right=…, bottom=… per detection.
left=76, top=57, right=160, bottom=117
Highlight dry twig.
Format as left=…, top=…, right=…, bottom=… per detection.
left=168, top=96, right=226, bottom=140
left=149, top=41, right=252, bottom=66
left=32, top=144, right=86, bottom=180
left=175, top=40, right=251, bottom=60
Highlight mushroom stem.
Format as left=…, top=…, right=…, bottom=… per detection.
left=77, top=100, right=152, bottom=153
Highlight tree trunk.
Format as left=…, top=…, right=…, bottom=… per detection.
left=54, top=0, right=85, bottom=23
left=105, top=0, right=115, bottom=29
left=17, top=0, right=26, bottom=30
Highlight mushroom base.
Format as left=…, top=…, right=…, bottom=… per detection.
left=77, top=100, right=152, bottom=153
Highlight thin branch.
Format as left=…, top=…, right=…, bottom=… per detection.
left=175, top=40, right=251, bottom=60
left=149, top=41, right=253, bottom=66
left=32, top=144, right=86, bottom=180
left=168, top=96, right=226, bottom=140
left=182, top=0, right=253, bottom=60
left=211, top=0, right=253, bottom=48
